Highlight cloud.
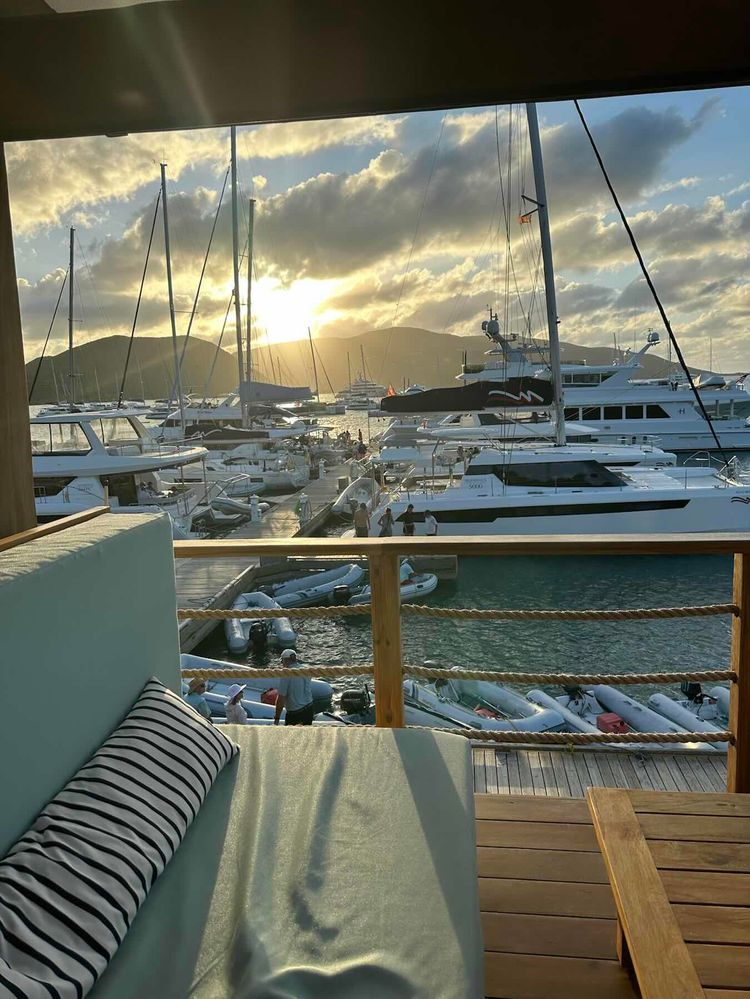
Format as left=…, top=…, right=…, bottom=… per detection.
left=6, top=114, right=405, bottom=235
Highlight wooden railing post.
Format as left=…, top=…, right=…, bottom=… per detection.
left=728, top=552, right=750, bottom=792
left=368, top=547, right=405, bottom=728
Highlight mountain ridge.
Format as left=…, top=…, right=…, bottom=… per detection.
left=26, top=327, right=680, bottom=403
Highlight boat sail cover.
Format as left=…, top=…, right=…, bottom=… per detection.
left=239, top=380, right=312, bottom=404
left=378, top=377, right=554, bottom=414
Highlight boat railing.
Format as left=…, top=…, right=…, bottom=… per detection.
left=173, top=533, right=750, bottom=793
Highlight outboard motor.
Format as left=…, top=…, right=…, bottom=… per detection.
left=339, top=686, right=370, bottom=717
left=330, top=584, right=351, bottom=605
left=248, top=621, right=269, bottom=646
left=681, top=681, right=703, bottom=703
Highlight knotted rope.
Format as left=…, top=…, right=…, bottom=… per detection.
left=405, top=665, right=736, bottom=685
left=405, top=727, right=733, bottom=745
left=181, top=664, right=374, bottom=679
left=177, top=602, right=738, bottom=621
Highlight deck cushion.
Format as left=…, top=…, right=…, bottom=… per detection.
left=0, top=679, right=238, bottom=998
left=90, top=726, right=482, bottom=999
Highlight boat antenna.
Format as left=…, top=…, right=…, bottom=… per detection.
left=118, top=188, right=161, bottom=408
left=308, top=326, right=320, bottom=401
left=573, top=99, right=728, bottom=458
left=525, top=103, right=565, bottom=447
left=230, top=125, right=248, bottom=427
left=28, top=267, right=67, bottom=403
left=67, top=226, right=75, bottom=410
left=160, top=163, right=186, bottom=434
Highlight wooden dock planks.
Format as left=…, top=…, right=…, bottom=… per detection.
left=477, top=748, right=728, bottom=797
left=476, top=793, right=636, bottom=999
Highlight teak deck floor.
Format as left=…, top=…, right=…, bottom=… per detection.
left=476, top=793, right=637, bottom=999
left=473, top=748, right=728, bottom=797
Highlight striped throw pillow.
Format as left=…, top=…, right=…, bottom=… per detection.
left=0, top=676, right=238, bottom=998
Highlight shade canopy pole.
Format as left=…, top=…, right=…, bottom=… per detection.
left=0, top=143, right=36, bottom=537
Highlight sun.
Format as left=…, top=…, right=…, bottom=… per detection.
left=251, top=276, right=339, bottom=345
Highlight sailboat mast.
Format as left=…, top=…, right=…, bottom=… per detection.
left=94, top=367, right=102, bottom=403
left=525, top=102, right=565, bottom=447
left=230, top=126, right=248, bottom=427
left=360, top=344, right=366, bottom=379
left=347, top=351, right=351, bottom=389
left=246, top=197, right=255, bottom=387
left=160, top=163, right=186, bottom=434
left=308, top=327, right=320, bottom=401
left=68, top=226, right=75, bottom=409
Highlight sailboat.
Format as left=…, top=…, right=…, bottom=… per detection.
left=159, top=127, right=310, bottom=441
left=369, top=103, right=750, bottom=536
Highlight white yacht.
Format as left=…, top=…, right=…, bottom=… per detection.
left=31, top=409, right=209, bottom=535
left=160, top=441, right=310, bottom=494
left=456, top=324, right=750, bottom=453
left=155, top=396, right=317, bottom=444
left=338, top=376, right=387, bottom=410
left=370, top=444, right=750, bottom=536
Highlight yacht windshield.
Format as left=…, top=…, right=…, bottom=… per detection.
left=31, top=422, right=91, bottom=455
left=466, top=460, right=624, bottom=488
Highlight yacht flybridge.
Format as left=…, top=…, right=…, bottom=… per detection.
left=370, top=444, right=750, bottom=536
left=31, top=409, right=209, bottom=535
left=456, top=322, right=750, bottom=453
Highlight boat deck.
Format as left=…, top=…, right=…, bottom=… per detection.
left=477, top=793, right=637, bottom=998
left=473, top=747, right=728, bottom=796
left=176, top=463, right=349, bottom=650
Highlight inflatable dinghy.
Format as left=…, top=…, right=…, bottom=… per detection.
left=348, top=561, right=438, bottom=605
left=225, top=592, right=297, bottom=653
left=271, top=564, right=366, bottom=607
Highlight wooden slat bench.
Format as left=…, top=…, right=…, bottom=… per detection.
left=587, top=788, right=750, bottom=998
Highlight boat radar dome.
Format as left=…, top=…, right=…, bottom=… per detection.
left=482, top=310, right=501, bottom=342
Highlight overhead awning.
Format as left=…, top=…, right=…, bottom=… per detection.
left=0, top=0, right=749, bottom=142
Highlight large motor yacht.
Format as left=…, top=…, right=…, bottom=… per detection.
left=155, top=397, right=319, bottom=445
left=456, top=324, right=750, bottom=452
left=31, top=409, right=209, bottom=536
left=370, top=444, right=750, bottom=536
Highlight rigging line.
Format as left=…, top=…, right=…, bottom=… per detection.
left=494, top=105, right=528, bottom=331
left=117, top=190, right=161, bottom=408
left=380, top=110, right=448, bottom=378
left=201, top=292, right=234, bottom=407
left=166, top=166, right=230, bottom=408
left=29, top=268, right=68, bottom=403
left=313, top=341, right=336, bottom=396
left=75, top=232, right=114, bottom=338
left=573, top=99, right=728, bottom=458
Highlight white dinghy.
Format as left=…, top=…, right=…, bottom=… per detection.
left=348, top=561, right=438, bottom=605
left=270, top=564, right=367, bottom=608
left=403, top=679, right=564, bottom=732
left=225, top=592, right=297, bottom=653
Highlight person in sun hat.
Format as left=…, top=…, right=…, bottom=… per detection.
left=184, top=676, right=212, bottom=722
left=225, top=683, right=248, bottom=724
left=274, top=649, right=314, bottom=726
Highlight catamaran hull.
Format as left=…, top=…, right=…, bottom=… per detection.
left=383, top=494, right=750, bottom=536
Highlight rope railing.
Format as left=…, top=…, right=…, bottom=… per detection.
left=406, top=728, right=734, bottom=746
left=405, top=665, right=737, bottom=685
left=177, top=601, right=738, bottom=621
left=180, top=663, right=735, bottom=685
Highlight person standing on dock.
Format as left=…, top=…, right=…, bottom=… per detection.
left=274, top=649, right=314, bottom=726
left=402, top=503, right=416, bottom=537
left=424, top=510, right=438, bottom=536
left=225, top=683, right=248, bottom=724
left=354, top=502, right=370, bottom=537
left=378, top=507, right=394, bottom=537
left=185, top=677, right=212, bottom=722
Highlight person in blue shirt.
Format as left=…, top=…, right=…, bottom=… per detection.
left=185, top=677, right=212, bottom=722
left=273, top=649, right=314, bottom=725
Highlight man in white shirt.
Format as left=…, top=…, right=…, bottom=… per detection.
left=424, top=510, right=438, bottom=536
left=274, top=649, right=315, bottom=725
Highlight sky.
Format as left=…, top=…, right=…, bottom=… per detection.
left=8, top=86, right=750, bottom=372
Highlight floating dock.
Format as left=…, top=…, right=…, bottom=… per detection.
left=176, top=463, right=349, bottom=650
